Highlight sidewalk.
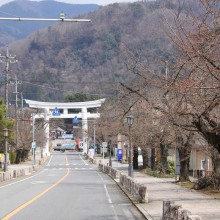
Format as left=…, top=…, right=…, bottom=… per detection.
left=96, top=156, right=220, bottom=220
left=8, top=152, right=46, bottom=171
left=0, top=153, right=47, bottom=183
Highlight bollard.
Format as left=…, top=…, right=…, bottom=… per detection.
left=175, top=208, right=191, bottom=220
left=170, top=204, right=182, bottom=219
left=139, top=185, right=147, bottom=203
left=163, top=201, right=172, bottom=220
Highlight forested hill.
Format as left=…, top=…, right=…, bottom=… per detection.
left=0, top=1, right=188, bottom=103
left=0, top=0, right=100, bottom=45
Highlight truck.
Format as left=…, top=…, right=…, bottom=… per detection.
left=53, top=140, right=76, bottom=152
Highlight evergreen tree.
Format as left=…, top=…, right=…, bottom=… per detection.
left=0, top=98, right=14, bottom=151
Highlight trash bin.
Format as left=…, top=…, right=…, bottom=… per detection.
left=117, top=149, right=123, bottom=161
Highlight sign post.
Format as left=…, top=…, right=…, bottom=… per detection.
left=102, top=142, right=107, bottom=169
left=32, top=141, right=36, bottom=165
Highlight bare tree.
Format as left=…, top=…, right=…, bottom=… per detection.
left=15, top=109, right=47, bottom=163
left=162, top=0, right=220, bottom=185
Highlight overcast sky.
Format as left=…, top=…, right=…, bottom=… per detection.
left=0, top=0, right=140, bottom=7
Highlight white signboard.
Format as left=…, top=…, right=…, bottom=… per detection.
left=32, top=142, right=36, bottom=149
left=102, top=142, right=107, bottom=148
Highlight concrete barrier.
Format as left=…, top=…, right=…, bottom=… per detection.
left=89, top=157, right=96, bottom=164
left=163, top=201, right=202, bottom=220
left=0, top=168, right=28, bottom=182
left=99, top=163, right=147, bottom=203
left=0, top=158, right=45, bottom=183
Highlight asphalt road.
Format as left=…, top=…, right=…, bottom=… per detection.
left=0, top=152, right=145, bottom=220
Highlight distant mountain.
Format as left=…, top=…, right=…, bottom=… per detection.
left=0, top=0, right=100, bottom=45
left=0, top=1, right=175, bottom=103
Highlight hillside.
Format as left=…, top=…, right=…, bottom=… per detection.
left=0, top=0, right=100, bottom=45
left=0, top=1, right=176, bottom=104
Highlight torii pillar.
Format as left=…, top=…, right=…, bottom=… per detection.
left=25, top=99, right=105, bottom=156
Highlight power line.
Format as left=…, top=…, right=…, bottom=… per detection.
left=21, top=80, right=117, bottom=96
left=22, top=79, right=120, bottom=85
left=0, top=10, right=20, bottom=18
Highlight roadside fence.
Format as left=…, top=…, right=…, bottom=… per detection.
left=98, top=162, right=147, bottom=203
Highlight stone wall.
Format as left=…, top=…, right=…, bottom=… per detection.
left=0, top=169, right=25, bottom=182
left=98, top=163, right=147, bottom=203
left=0, top=159, right=43, bottom=183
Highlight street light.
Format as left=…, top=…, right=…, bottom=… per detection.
left=3, top=128, right=9, bottom=172
left=108, top=140, right=112, bottom=167
left=126, top=115, right=134, bottom=178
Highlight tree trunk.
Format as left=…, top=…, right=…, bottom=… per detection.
left=133, top=146, right=139, bottom=170
left=150, top=148, right=156, bottom=170
left=160, top=142, right=168, bottom=174
left=211, top=150, right=220, bottom=190
left=179, top=148, right=190, bottom=182
left=142, top=147, right=149, bottom=169
left=176, top=133, right=194, bottom=182
left=178, top=147, right=191, bottom=182
left=15, top=149, right=21, bottom=164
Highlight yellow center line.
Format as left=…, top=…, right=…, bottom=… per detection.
left=2, top=154, right=70, bottom=220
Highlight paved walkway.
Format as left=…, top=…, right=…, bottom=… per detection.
left=96, top=156, right=220, bottom=220
left=7, top=152, right=46, bottom=175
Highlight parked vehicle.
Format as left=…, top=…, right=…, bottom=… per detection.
left=53, top=143, right=62, bottom=151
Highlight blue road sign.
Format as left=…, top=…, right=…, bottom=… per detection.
left=73, top=116, right=78, bottom=124
left=52, top=107, right=60, bottom=116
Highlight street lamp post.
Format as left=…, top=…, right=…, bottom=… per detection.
left=127, top=115, right=134, bottom=178
left=3, top=128, right=9, bottom=172
left=32, top=113, right=36, bottom=166
left=93, top=119, right=96, bottom=158
left=108, top=140, right=112, bottom=167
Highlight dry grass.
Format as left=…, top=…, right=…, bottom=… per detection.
left=200, top=187, right=220, bottom=198
left=141, top=168, right=220, bottom=199
left=177, top=181, right=220, bottom=199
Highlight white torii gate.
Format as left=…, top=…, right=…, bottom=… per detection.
left=25, top=99, right=105, bottom=156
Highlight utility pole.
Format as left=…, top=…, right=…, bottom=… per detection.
left=93, top=119, right=96, bottom=158
left=10, top=76, right=22, bottom=148
left=32, top=113, right=36, bottom=165
left=20, top=92, right=24, bottom=118
left=0, top=47, right=17, bottom=116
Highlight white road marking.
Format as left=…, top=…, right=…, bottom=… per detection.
left=0, top=170, right=46, bottom=189
left=97, top=172, right=119, bottom=220
left=122, top=208, right=134, bottom=219
left=104, top=184, right=112, bottom=204
left=47, top=156, right=52, bottom=166
left=31, top=181, right=46, bottom=184
left=118, top=203, right=132, bottom=206
left=80, top=155, right=88, bottom=165
left=47, top=163, right=89, bottom=167
left=44, top=167, right=93, bottom=171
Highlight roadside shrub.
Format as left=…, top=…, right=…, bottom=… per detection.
left=9, top=152, right=16, bottom=164
left=168, top=160, right=175, bottom=175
